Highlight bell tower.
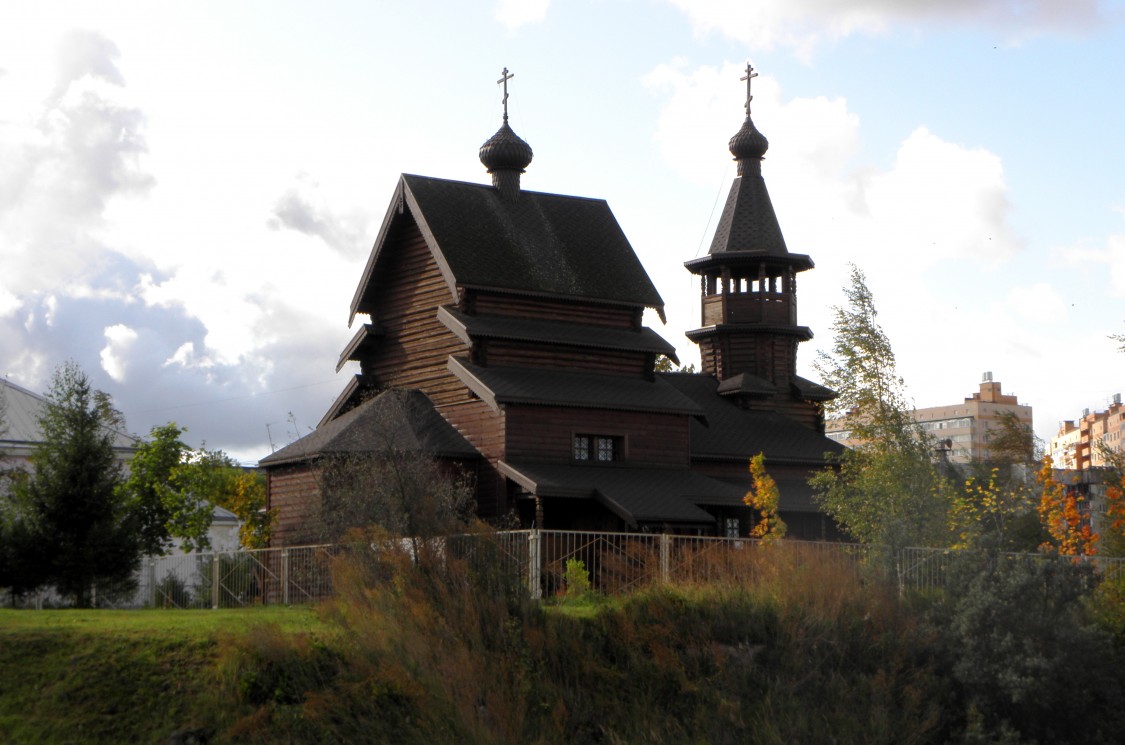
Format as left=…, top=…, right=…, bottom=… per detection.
left=685, top=64, right=831, bottom=421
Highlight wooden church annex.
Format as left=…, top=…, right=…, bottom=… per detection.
left=260, top=66, right=845, bottom=545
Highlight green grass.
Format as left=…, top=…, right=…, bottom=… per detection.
left=0, top=607, right=324, bottom=745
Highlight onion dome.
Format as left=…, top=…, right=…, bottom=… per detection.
left=479, top=121, right=534, bottom=173
left=729, top=116, right=769, bottom=162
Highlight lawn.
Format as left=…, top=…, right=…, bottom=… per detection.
left=0, top=607, right=324, bottom=745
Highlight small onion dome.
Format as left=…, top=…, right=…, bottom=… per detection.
left=729, top=115, right=769, bottom=161
left=479, top=121, right=534, bottom=173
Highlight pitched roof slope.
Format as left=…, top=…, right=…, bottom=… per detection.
left=260, top=389, right=479, bottom=467
left=499, top=461, right=746, bottom=526
left=351, top=174, right=665, bottom=322
left=660, top=372, right=845, bottom=465
left=1, top=378, right=138, bottom=452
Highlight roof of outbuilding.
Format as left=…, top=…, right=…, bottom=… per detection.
left=259, top=389, right=479, bottom=467
left=0, top=378, right=138, bottom=453
left=351, top=174, right=665, bottom=324
left=659, top=372, right=845, bottom=465
left=447, top=357, right=704, bottom=417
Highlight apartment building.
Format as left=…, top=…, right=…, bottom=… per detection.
left=826, top=373, right=1033, bottom=464
left=1050, top=395, right=1125, bottom=469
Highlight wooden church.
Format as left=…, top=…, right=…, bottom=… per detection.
left=261, top=67, right=845, bottom=544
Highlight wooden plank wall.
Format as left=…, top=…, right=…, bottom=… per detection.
left=267, top=464, right=322, bottom=547
left=440, top=398, right=506, bottom=517
left=482, top=340, right=649, bottom=377
left=362, top=221, right=466, bottom=406
left=504, top=405, right=691, bottom=467
left=471, top=292, right=640, bottom=329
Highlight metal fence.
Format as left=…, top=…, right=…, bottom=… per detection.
left=7, top=531, right=1125, bottom=609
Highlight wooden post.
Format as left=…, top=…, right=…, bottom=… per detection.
left=659, top=534, right=671, bottom=584
left=212, top=554, right=220, bottom=610
left=528, top=530, right=542, bottom=599
left=281, top=550, right=290, bottom=606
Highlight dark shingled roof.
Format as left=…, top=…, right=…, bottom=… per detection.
left=500, top=461, right=746, bottom=526
left=706, top=476, right=823, bottom=514
left=260, top=389, right=478, bottom=467
left=707, top=162, right=790, bottom=258
left=351, top=174, right=665, bottom=324
left=437, top=306, right=677, bottom=360
left=792, top=375, right=837, bottom=402
left=448, top=357, right=704, bottom=416
left=659, top=372, right=845, bottom=465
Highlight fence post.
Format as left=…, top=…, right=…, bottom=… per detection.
left=148, top=559, right=157, bottom=608
left=659, top=534, right=671, bottom=584
left=528, top=530, right=542, bottom=600
left=281, top=549, right=290, bottom=606
left=212, top=553, right=221, bottom=609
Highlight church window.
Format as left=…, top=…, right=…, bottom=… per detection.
left=573, top=434, right=621, bottom=462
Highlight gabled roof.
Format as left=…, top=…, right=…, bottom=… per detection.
left=447, top=357, right=704, bottom=417
left=260, top=389, right=479, bottom=467
left=499, top=461, right=738, bottom=526
left=0, top=378, right=138, bottom=454
left=659, top=372, right=845, bottom=465
left=351, top=174, right=665, bottom=325
left=437, top=306, right=677, bottom=360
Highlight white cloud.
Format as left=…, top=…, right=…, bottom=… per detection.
left=267, top=176, right=370, bottom=258
left=1062, top=233, right=1125, bottom=297
left=859, top=126, right=1019, bottom=266
left=666, top=0, right=1108, bottom=57
left=494, top=0, right=551, bottom=29
left=100, top=323, right=138, bottom=382
left=0, top=29, right=152, bottom=301
left=1007, top=282, right=1066, bottom=320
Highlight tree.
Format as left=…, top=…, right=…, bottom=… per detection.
left=120, top=425, right=274, bottom=553
left=13, top=362, right=137, bottom=606
left=744, top=453, right=786, bottom=540
left=314, top=450, right=475, bottom=543
left=1037, top=456, right=1098, bottom=556
left=949, top=467, right=1041, bottom=552
left=810, top=265, right=952, bottom=550
left=945, top=411, right=1045, bottom=552
left=119, top=423, right=214, bottom=554
left=175, top=447, right=273, bottom=549
left=654, top=355, right=697, bottom=374
left=308, top=391, right=475, bottom=543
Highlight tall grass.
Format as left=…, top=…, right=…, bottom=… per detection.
left=215, top=537, right=950, bottom=744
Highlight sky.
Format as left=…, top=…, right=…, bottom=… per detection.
left=2, top=0, right=1125, bottom=463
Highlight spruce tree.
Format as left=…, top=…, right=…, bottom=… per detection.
left=18, top=362, right=138, bottom=606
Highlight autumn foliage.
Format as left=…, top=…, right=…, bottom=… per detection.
left=744, top=453, right=786, bottom=540
left=1037, top=456, right=1098, bottom=556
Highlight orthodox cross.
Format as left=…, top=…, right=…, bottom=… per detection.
left=741, top=63, right=758, bottom=112
left=497, top=67, right=514, bottom=122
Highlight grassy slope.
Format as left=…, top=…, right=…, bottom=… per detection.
left=0, top=608, right=322, bottom=745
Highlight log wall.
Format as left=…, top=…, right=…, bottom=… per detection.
left=266, top=464, right=322, bottom=547
left=504, top=405, right=690, bottom=467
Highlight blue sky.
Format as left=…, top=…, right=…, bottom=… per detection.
left=2, top=0, right=1124, bottom=461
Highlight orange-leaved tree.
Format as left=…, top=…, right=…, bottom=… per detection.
left=1036, top=456, right=1098, bottom=556
left=745, top=453, right=786, bottom=540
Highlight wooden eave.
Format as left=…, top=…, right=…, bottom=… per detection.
left=348, top=177, right=461, bottom=327
left=436, top=305, right=677, bottom=360
left=335, top=323, right=383, bottom=373
left=683, top=252, right=814, bottom=275
left=686, top=323, right=814, bottom=342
